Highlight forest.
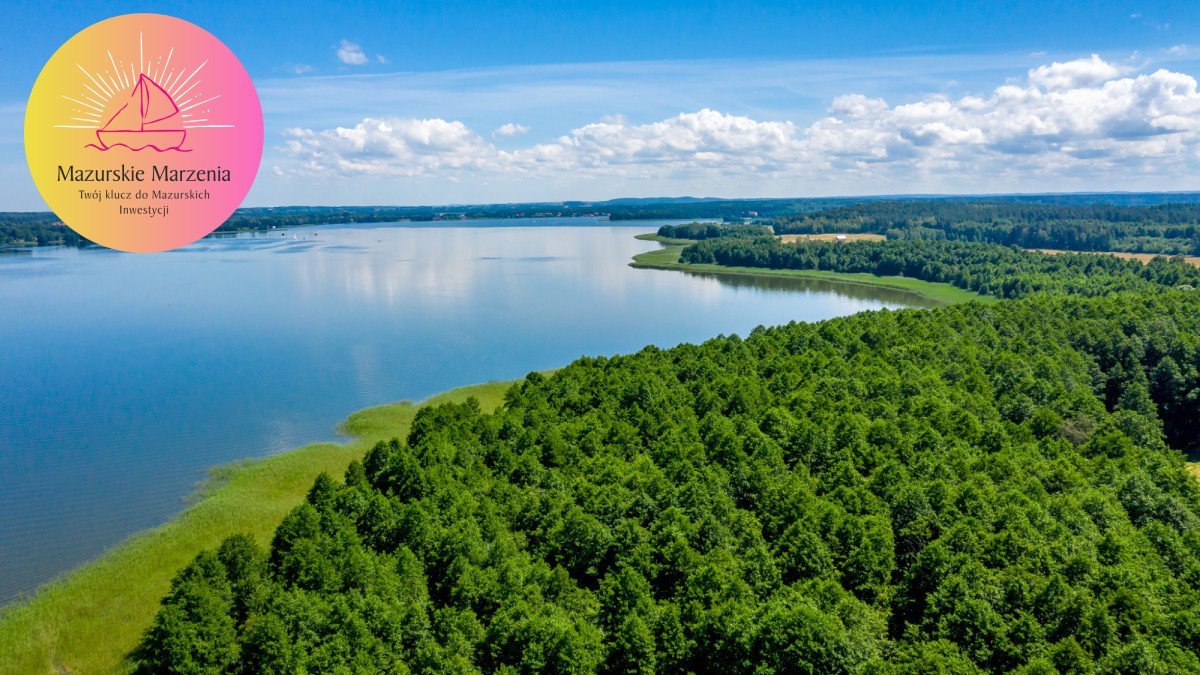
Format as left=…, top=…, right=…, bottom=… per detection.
left=0, top=213, right=90, bottom=246
left=7, top=195, right=1200, bottom=247
left=135, top=230, right=1200, bottom=672
left=655, top=223, right=773, bottom=240
left=771, top=202, right=1200, bottom=255
left=0, top=206, right=601, bottom=246
left=680, top=237, right=1200, bottom=299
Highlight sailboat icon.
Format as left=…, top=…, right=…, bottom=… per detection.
left=94, top=73, right=188, bottom=152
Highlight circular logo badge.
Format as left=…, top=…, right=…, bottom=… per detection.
left=25, top=14, right=263, bottom=252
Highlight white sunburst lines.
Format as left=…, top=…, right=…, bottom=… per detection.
left=58, top=58, right=127, bottom=129
left=58, top=95, right=103, bottom=129
left=57, top=47, right=133, bottom=129
left=57, top=63, right=117, bottom=129
left=152, top=47, right=175, bottom=87
left=80, top=82, right=109, bottom=107
left=180, top=93, right=232, bottom=129
left=76, top=64, right=113, bottom=100
left=168, top=60, right=234, bottom=129
left=106, top=50, right=128, bottom=90
left=55, top=41, right=234, bottom=130
left=159, top=66, right=185, bottom=98
left=180, top=95, right=219, bottom=113
left=169, top=59, right=207, bottom=102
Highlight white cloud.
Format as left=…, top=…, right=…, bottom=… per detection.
left=275, top=56, right=1200, bottom=190
left=522, top=109, right=800, bottom=172
left=283, top=63, right=314, bottom=75
left=336, top=40, right=369, bottom=65
left=283, top=118, right=495, bottom=176
left=1027, top=54, right=1123, bottom=90
left=829, top=94, right=889, bottom=119
left=494, top=122, right=530, bottom=138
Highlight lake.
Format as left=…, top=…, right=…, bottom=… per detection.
left=0, top=218, right=932, bottom=603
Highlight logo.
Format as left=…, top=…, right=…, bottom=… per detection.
left=25, top=14, right=263, bottom=252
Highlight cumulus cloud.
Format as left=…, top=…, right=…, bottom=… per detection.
left=336, top=40, right=369, bottom=65
left=283, top=118, right=495, bottom=175
left=1027, top=54, right=1123, bottom=90
left=494, top=123, right=530, bottom=138
left=277, top=56, right=1200, bottom=187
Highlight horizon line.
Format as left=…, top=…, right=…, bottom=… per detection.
left=5, top=189, right=1200, bottom=216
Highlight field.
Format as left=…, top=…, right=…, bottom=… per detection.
left=0, top=379, right=519, bottom=675
left=778, top=233, right=887, bottom=243
left=1033, top=248, right=1200, bottom=268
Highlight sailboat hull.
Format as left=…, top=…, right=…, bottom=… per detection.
left=96, top=130, right=187, bottom=151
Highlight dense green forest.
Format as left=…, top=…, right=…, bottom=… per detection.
left=771, top=202, right=1200, bottom=255
left=680, top=238, right=1200, bottom=299
left=137, top=231, right=1200, bottom=671
left=655, top=223, right=773, bottom=240
left=0, top=213, right=90, bottom=246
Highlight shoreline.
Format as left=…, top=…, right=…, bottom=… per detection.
left=629, top=234, right=995, bottom=306
left=0, top=234, right=1195, bottom=672
left=0, top=378, right=520, bottom=674
left=631, top=234, right=1200, bottom=477
left=0, top=232, right=1037, bottom=673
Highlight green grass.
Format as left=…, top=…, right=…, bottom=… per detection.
left=633, top=232, right=695, bottom=245
left=0, top=379, right=519, bottom=675
left=630, top=235, right=995, bottom=306
left=0, top=232, right=992, bottom=673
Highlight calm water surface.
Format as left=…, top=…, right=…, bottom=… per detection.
left=0, top=219, right=933, bottom=602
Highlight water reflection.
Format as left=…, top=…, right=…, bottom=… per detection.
left=0, top=219, right=923, bottom=603
left=675, top=269, right=942, bottom=307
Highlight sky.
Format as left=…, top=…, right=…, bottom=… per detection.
left=2, top=0, right=1200, bottom=209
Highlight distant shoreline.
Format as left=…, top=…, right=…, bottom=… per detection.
left=628, top=233, right=993, bottom=306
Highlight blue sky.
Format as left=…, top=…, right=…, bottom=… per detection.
left=3, top=0, right=1200, bottom=208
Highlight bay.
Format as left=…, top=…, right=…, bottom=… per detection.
left=0, top=218, right=931, bottom=603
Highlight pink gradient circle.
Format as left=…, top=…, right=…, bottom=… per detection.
left=25, top=13, right=263, bottom=252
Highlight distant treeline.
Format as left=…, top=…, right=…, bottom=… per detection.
left=656, top=222, right=773, bottom=240
left=0, top=214, right=90, bottom=246
left=8, top=194, right=1200, bottom=247
left=0, top=205, right=612, bottom=247
left=219, top=204, right=608, bottom=230
left=609, top=193, right=1200, bottom=221
left=681, top=237, right=1200, bottom=299
left=772, top=202, right=1200, bottom=255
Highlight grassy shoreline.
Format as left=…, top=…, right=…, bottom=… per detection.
left=0, top=379, right=519, bottom=675
left=630, top=234, right=994, bottom=306
left=0, top=232, right=976, bottom=673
